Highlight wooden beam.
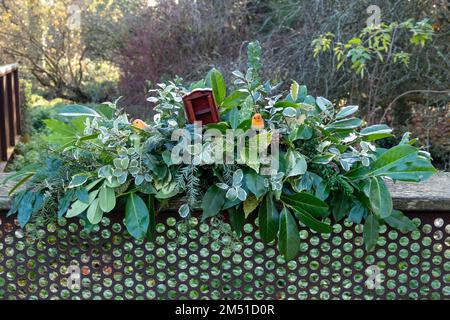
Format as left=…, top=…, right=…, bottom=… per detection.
left=385, top=172, right=450, bottom=211
left=6, top=72, right=16, bottom=146
left=1, top=172, right=449, bottom=213
left=13, top=70, right=21, bottom=135
left=0, top=64, right=21, bottom=163
left=0, top=64, right=18, bottom=77
left=0, top=76, right=9, bottom=161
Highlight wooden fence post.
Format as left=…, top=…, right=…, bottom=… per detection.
left=6, top=72, right=16, bottom=146
left=13, top=69, right=21, bottom=135
left=0, top=75, right=9, bottom=161
left=0, top=64, right=20, bottom=163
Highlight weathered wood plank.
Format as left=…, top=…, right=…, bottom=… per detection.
left=385, top=171, right=450, bottom=211
left=1, top=172, right=449, bottom=212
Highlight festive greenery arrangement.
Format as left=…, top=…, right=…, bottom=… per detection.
left=3, top=42, right=436, bottom=260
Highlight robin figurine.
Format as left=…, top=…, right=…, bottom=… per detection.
left=132, top=119, right=148, bottom=130
left=251, top=113, right=265, bottom=130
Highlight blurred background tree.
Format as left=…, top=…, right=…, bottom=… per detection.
left=0, top=0, right=127, bottom=102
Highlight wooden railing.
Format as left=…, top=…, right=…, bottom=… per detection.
left=0, top=64, right=21, bottom=162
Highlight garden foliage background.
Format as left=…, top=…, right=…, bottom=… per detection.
left=0, top=0, right=449, bottom=170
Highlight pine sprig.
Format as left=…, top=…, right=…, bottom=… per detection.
left=176, top=165, right=201, bottom=208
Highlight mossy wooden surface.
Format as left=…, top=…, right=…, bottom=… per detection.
left=1, top=172, right=449, bottom=212
left=384, top=171, right=450, bottom=211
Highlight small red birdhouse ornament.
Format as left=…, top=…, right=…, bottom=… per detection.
left=182, top=89, right=220, bottom=125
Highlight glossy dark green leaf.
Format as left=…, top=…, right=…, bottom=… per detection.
left=58, top=189, right=76, bottom=217
left=237, top=118, right=252, bottom=131
left=222, top=197, right=241, bottom=210
left=136, top=182, right=157, bottom=195
left=281, top=192, right=329, bottom=218
left=76, top=187, right=89, bottom=204
left=316, top=96, right=333, bottom=115
left=229, top=107, right=239, bottom=129
left=362, top=132, right=394, bottom=142
left=17, top=191, right=44, bottom=228
left=296, top=210, right=333, bottom=233
left=311, top=154, right=335, bottom=164
left=58, top=104, right=101, bottom=117
left=304, top=95, right=316, bottom=106
left=7, top=190, right=26, bottom=217
left=201, top=185, right=226, bottom=221
left=44, top=119, right=78, bottom=148
left=274, top=101, right=299, bottom=109
left=331, top=192, right=351, bottom=222
left=384, top=210, right=418, bottom=233
left=288, top=124, right=313, bottom=141
left=18, top=192, right=35, bottom=228
left=32, top=193, right=45, bottom=214
left=44, top=118, right=77, bottom=135
left=369, top=145, right=426, bottom=177
left=95, top=104, right=115, bottom=119
left=325, top=118, right=362, bottom=131
left=346, top=145, right=419, bottom=180
left=360, top=124, right=392, bottom=136
left=348, top=201, right=367, bottom=224
left=286, top=150, right=307, bottom=177
left=206, top=68, right=226, bottom=105
left=206, top=122, right=230, bottom=134
left=381, top=158, right=436, bottom=182
left=245, top=171, right=267, bottom=199
left=315, top=180, right=330, bottom=201
left=258, top=193, right=279, bottom=243
left=87, top=198, right=103, bottom=224
left=221, top=90, right=249, bottom=109
left=335, top=105, right=359, bottom=119
left=363, top=214, right=379, bottom=251
left=66, top=189, right=99, bottom=218
left=369, top=177, right=392, bottom=218
left=294, top=172, right=314, bottom=191
left=278, top=207, right=300, bottom=260
left=99, top=184, right=116, bottom=213
left=162, top=150, right=173, bottom=166
left=229, top=207, right=245, bottom=237
left=298, top=85, right=307, bottom=102
left=125, top=193, right=149, bottom=239
left=189, top=79, right=206, bottom=90
left=147, top=195, right=157, bottom=241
